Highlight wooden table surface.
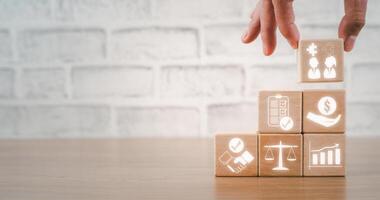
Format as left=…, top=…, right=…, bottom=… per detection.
left=0, top=138, right=379, bottom=200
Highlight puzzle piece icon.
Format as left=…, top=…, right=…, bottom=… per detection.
left=306, top=43, right=318, bottom=56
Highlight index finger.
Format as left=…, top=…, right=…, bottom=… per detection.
left=271, top=0, right=299, bottom=49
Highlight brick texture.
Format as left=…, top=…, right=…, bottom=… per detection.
left=351, top=64, right=380, bottom=100
left=116, top=107, right=200, bottom=137
left=0, top=0, right=378, bottom=138
left=0, top=68, right=14, bottom=98
left=17, top=29, right=106, bottom=62
left=0, top=105, right=111, bottom=137
left=154, top=0, right=243, bottom=19
left=72, top=66, right=153, bottom=98
left=348, top=103, right=380, bottom=136
left=110, top=28, right=198, bottom=60
left=0, top=30, right=12, bottom=61
left=0, top=0, right=51, bottom=21
left=160, top=65, right=243, bottom=98
left=21, top=68, right=66, bottom=99
left=205, top=24, right=294, bottom=57
left=208, top=103, right=257, bottom=135
left=55, top=0, right=150, bottom=21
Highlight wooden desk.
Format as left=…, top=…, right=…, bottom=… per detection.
left=0, top=138, right=379, bottom=200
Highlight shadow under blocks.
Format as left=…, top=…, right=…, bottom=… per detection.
left=214, top=39, right=345, bottom=177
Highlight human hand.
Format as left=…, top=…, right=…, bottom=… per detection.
left=242, top=0, right=368, bottom=55
left=241, top=0, right=300, bottom=56
left=338, top=0, right=367, bottom=51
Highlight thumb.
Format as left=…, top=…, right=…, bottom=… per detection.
left=338, top=0, right=367, bottom=52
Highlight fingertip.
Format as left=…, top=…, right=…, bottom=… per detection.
left=263, top=46, right=274, bottom=56
left=279, top=25, right=299, bottom=49
left=288, top=40, right=298, bottom=49
left=241, top=31, right=249, bottom=43
left=241, top=32, right=253, bottom=44
left=344, top=35, right=357, bottom=52
left=293, top=41, right=298, bottom=49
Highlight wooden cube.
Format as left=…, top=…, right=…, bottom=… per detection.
left=259, top=134, right=302, bottom=176
left=304, top=134, right=345, bottom=176
left=259, top=91, right=302, bottom=133
left=298, top=39, right=344, bottom=83
left=303, top=90, right=345, bottom=133
left=215, top=133, right=258, bottom=176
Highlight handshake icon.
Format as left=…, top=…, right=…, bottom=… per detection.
left=218, top=138, right=255, bottom=174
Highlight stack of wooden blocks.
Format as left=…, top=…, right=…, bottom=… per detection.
left=215, top=39, right=345, bottom=177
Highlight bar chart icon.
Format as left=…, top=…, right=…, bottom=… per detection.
left=309, top=142, right=341, bottom=169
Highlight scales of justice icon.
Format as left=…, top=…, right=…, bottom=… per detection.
left=264, top=141, right=298, bottom=171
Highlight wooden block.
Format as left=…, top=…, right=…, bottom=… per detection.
left=215, top=133, right=258, bottom=176
left=304, top=134, right=345, bottom=176
left=303, top=90, right=345, bottom=133
left=259, top=91, right=302, bottom=133
left=259, top=134, right=302, bottom=176
left=298, top=39, right=344, bottom=83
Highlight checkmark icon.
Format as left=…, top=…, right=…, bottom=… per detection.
left=231, top=140, right=241, bottom=151
left=280, top=117, right=294, bottom=131
left=229, top=138, right=244, bottom=153
left=281, top=119, right=291, bottom=128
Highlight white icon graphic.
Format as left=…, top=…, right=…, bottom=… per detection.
left=309, top=142, right=342, bottom=169
left=218, top=137, right=254, bottom=174
left=306, top=42, right=318, bottom=56
left=306, top=43, right=321, bottom=80
left=308, top=57, right=321, bottom=79
left=306, top=43, right=339, bottom=80
left=280, top=117, right=294, bottom=131
left=317, top=96, right=337, bottom=115
left=307, top=96, right=341, bottom=127
left=264, top=141, right=298, bottom=171
left=323, top=56, right=337, bottom=79
left=228, top=137, right=244, bottom=153
left=267, top=95, right=294, bottom=131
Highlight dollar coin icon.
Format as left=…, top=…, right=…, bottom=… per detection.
left=317, top=96, right=337, bottom=116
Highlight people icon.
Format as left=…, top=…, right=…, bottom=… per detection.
left=323, top=56, right=337, bottom=79
left=308, top=57, right=321, bottom=79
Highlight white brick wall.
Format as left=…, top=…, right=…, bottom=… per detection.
left=208, top=103, right=257, bottom=134
left=160, top=65, right=243, bottom=98
left=17, top=29, right=106, bottom=62
left=0, top=30, right=11, bottom=61
left=0, top=0, right=379, bottom=138
left=116, top=106, right=200, bottom=137
left=110, top=28, right=199, bottom=60
left=20, top=68, right=66, bottom=99
left=0, top=105, right=111, bottom=137
left=72, top=65, right=153, bottom=98
left=0, top=68, right=13, bottom=98
left=154, top=0, right=245, bottom=20
left=0, top=0, right=51, bottom=21
left=55, top=0, right=151, bottom=21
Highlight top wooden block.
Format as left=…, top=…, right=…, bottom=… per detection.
left=298, top=39, right=344, bottom=83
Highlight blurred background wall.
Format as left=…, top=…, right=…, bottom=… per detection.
left=0, top=0, right=379, bottom=138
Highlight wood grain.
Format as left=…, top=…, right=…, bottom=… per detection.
left=303, top=134, right=345, bottom=176
left=259, top=91, right=302, bottom=133
left=298, top=39, right=344, bottom=83
left=303, top=90, right=345, bottom=133
left=215, top=133, right=257, bottom=176
left=259, top=134, right=302, bottom=176
left=0, top=138, right=379, bottom=200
